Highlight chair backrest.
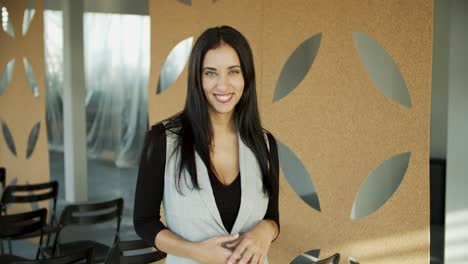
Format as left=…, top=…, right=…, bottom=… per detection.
left=1, top=181, right=59, bottom=225
left=51, top=198, right=123, bottom=257
left=313, top=253, right=340, bottom=264
left=0, top=167, right=5, bottom=189
left=12, top=247, right=94, bottom=264
left=104, top=239, right=166, bottom=264
left=59, top=197, right=123, bottom=227
left=0, top=208, right=47, bottom=259
left=0, top=208, right=47, bottom=239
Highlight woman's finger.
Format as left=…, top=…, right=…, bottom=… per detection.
left=237, top=247, right=254, bottom=264
left=227, top=239, right=249, bottom=264
left=224, top=238, right=241, bottom=249
left=259, top=256, right=265, bottom=264
left=249, top=253, right=260, bottom=264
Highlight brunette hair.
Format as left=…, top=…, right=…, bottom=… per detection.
left=165, top=25, right=277, bottom=197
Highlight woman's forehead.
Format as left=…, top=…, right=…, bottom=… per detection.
left=202, top=44, right=240, bottom=68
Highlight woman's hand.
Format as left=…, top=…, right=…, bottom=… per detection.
left=225, top=220, right=278, bottom=264
left=193, top=233, right=239, bottom=264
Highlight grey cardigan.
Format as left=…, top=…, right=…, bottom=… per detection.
left=163, top=128, right=270, bottom=264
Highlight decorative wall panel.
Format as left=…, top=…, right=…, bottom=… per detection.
left=0, top=0, right=50, bottom=213
left=148, top=1, right=433, bottom=263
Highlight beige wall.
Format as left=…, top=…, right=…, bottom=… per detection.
left=148, top=0, right=432, bottom=263
left=0, top=0, right=50, bottom=212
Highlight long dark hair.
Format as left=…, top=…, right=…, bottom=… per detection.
left=165, top=25, right=277, bottom=197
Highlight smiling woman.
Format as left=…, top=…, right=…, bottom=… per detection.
left=134, top=26, right=280, bottom=264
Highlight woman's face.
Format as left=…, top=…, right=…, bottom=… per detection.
left=201, top=44, right=245, bottom=118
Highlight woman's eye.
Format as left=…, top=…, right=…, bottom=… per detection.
left=205, top=71, right=217, bottom=77
left=228, top=70, right=240, bottom=75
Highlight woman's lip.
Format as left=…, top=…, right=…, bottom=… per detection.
left=214, top=93, right=234, bottom=103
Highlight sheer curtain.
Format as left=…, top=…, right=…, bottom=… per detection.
left=44, top=11, right=150, bottom=168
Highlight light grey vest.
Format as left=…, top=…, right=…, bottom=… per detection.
left=162, top=128, right=270, bottom=264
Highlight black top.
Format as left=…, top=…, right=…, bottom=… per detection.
left=133, top=123, right=280, bottom=250
left=208, top=170, right=241, bottom=233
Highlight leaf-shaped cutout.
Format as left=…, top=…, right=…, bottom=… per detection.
left=351, top=152, right=411, bottom=220
left=177, top=0, right=192, bottom=6
left=1, top=5, right=15, bottom=37
left=273, top=33, right=322, bottom=102
left=353, top=32, right=412, bottom=107
left=290, top=249, right=320, bottom=263
left=349, top=257, right=360, bottom=264
left=278, top=140, right=321, bottom=212
left=26, top=121, right=40, bottom=159
left=157, top=36, right=193, bottom=94
left=23, top=57, right=39, bottom=97
left=1, top=119, right=17, bottom=156
left=22, top=0, right=36, bottom=35
left=0, top=59, right=15, bottom=96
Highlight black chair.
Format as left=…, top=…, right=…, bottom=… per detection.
left=0, top=208, right=47, bottom=263
left=12, top=248, right=94, bottom=264
left=0, top=181, right=59, bottom=252
left=104, top=239, right=166, bottom=264
left=0, top=167, right=5, bottom=190
left=312, top=253, right=340, bottom=264
left=44, top=198, right=123, bottom=263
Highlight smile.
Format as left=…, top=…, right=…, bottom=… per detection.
left=214, top=94, right=234, bottom=103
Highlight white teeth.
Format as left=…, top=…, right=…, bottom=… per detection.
left=215, top=94, right=233, bottom=103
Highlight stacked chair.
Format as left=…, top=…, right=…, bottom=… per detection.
left=0, top=208, right=48, bottom=263
left=0, top=181, right=59, bottom=253
left=0, top=167, right=5, bottom=192
left=104, top=239, right=166, bottom=264
left=0, top=174, right=166, bottom=263
left=12, top=248, right=94, bottom=264
left=313, top=253, right=340, bottom=264
left=42, top=198, right=124, bottom=263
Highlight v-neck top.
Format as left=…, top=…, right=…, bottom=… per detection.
left=133, top=123, right=279, bottom=250
left=208, top=170, right=241, bottom=233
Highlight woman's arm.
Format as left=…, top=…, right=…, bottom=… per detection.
left=133, top=123, right=168, bottom=249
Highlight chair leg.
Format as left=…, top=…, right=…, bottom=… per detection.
left=8, top=238, right=12, bottom=254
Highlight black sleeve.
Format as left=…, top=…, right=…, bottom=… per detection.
left=133, top=122, right=167, bottom=250
left=263, top=132, right=280, bottom=241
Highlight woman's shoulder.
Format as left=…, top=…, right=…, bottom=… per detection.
left=148, top=118, right=182, bottom=144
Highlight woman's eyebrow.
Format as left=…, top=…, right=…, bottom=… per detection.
left=203, top=66, right=217, bottom=71
left=227, top=65, right=241, bottom=69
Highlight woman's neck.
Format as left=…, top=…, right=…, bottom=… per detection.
left=209, top=110, right=236, bottom=135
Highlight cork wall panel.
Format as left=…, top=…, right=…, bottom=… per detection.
left=261, top=0, right=432, bottom=263
left=0, top=0, right=50, bottom=212
left=148, top=0, right=433, bottom=263
left=148, top=0, right=263, bottom=124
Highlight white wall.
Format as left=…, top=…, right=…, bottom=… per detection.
left=445, top=0, right=468, bottom=263
left=430, top=0, right=449, bottom=159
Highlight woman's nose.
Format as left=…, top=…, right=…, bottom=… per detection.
left=217, top=74, right=229, bottom=90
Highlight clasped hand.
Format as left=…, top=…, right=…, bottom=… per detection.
left=224, top=231, right=271, bottom=264
left=195, top=229, right=272, bottom=264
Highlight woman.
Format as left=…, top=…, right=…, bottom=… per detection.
left=134, top=25, right=279, bottom=264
